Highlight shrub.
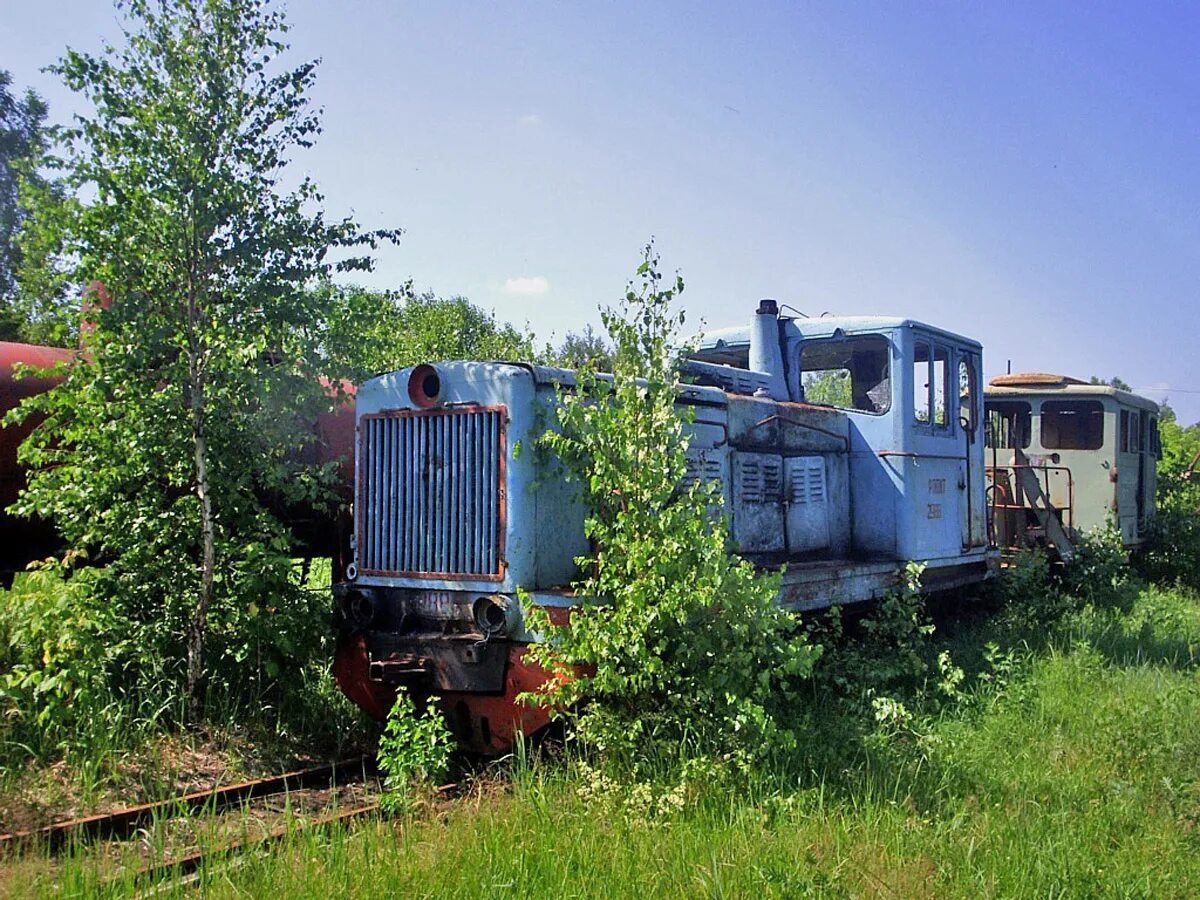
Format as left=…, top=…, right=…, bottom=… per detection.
left=1058, top=524, right=1131, bottom=607
left=0, top=561, right=122, bottom=753
left=522, top=245, right=821, bottom=768
left=810, top=563, right=935, bottom=705
left=375, top=689, right=453, bottom=814
left=1138, top=505, right=1200, bottom=589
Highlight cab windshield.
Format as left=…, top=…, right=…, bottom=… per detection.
left=800, top=336, right=891, bottom=414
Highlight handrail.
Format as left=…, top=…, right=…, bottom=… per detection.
left=986, top=463, right=1075, bottom=534
left=878, top=450, right=967, bottom=462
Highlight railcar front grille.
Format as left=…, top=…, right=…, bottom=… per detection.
left=358, top=407, right=506, bottom=579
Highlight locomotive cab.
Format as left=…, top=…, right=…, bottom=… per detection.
left=689, top=314, right=991, bottom=599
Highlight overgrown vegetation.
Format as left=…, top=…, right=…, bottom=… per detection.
left=374, top=690, right=453, bottom=815
left=9, top=575, right=1199, bottom=895
left=0, top=0, right=400, bottom=787
left=523, top=246, right=820, bottom=768
left=316, top=282, right=538, bottom=383
left=1137, top=404, right=1200, bottom=587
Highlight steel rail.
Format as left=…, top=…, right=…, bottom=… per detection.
left=131, top=781, right=456, bottom=889
left=127, top=800, right=381, bottom=888
left=0, top=756, right=372, bottom=854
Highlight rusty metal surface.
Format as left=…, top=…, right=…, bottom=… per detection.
left=126, top=800, right=380, bottom=888
left=745, top=412, right=851, bottom=451
left=0, top=342, right=72, bottom=574
left=367, top=635, right=509, bottom=693
left=332, top=627, right=558, bottom=755
left=0, top=343, right=357, bottom=572
left=989, top=372, right=1086, bottom=387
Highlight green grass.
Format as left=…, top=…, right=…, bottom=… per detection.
left=7, top=584, right=1200, bottom=897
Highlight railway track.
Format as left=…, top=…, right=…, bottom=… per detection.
left=0, top=756, right=384, bottom=885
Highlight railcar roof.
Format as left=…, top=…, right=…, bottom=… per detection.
left=694, top=315, right=981, bottom=352
left=985, top=379, right=1160, bottom=413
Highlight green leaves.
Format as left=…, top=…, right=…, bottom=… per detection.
left=524, top=244, right=820, bottom=768
left=315, top=282, right=537, bottom=382
left=376, top=689, right=453, bottom=814
left=8, top=0, right=396, bottom=729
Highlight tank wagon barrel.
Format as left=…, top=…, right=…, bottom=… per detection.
left=0, top=342, right=76, bottom=576
left=0, top=340, right=357, bottom=580
left=334, top=300, right=999, bottom=753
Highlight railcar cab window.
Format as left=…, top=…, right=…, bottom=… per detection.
left=913, top=342, right=950, bottom=428
left=986, top=401, right=1032, bottom=450
left=1041, top=400, right=1104, bottom=450
left=1120, top=409, right=1142, bottom=454
left=799, top=336, right=890, bottom=414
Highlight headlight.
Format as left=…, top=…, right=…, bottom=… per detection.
left=408, top=364, right=442, bottom=409
left=473, top=596, right=511, bottom=637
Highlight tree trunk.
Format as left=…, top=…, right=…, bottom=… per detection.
left=185, top=287, right=215, bottom=726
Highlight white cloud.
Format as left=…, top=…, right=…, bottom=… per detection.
left=519, top=113, right=541, bottom=126
left=503, top=275, right=550, bottom=296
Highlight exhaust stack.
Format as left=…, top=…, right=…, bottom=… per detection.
left=748, top=298, right=788, bottom=401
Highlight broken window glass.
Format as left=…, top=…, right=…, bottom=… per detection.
left=800, top=336, right=891, bottom=414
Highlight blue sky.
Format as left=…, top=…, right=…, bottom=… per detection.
left=6, top=1, right=1199, bottom=422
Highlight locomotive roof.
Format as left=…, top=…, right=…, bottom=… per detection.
left=695, top=315, right=981, bottom=352
left=985, top=376, right=1159, bottom=413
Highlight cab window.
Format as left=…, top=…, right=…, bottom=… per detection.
left=986, top=401, right=1031, bottom=449
left=958, top=354, right=978, bottom=435
left=914, top=342, right=931, bottom=423
left=932, top=347, right=949, bottom=427
left=1041, top=400, right=1104, bottom=450
left=800, top=336, right=891, bottom=414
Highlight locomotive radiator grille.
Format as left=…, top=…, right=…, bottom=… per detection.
left=359, top=407, right=506, bottom=579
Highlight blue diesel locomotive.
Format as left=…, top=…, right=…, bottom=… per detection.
left=333, top=300, right=996, bottom=752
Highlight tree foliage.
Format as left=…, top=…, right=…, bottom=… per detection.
left=316, top=282, right=536, bottom=382
left=0, top=70, right=54, bottom=342
left=552, top=324, right=614, bottom=371
left=1089, top=375, right=1133, bottom=392
left=524, top=246, right=820, bottom=765
left=803, top=368, right=852, bottom=408
left=8, top=0, right=396, bottom=724
left=1138, top=405, right=1200, bottom=587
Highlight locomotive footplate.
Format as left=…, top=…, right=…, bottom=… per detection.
left=366, top=634, right=509, bottom=694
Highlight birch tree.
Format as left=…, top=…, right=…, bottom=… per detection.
left=12, top=0, right=396, bottom=722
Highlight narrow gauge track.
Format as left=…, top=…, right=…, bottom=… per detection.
left=130, top=797, right=381, bottom=888
left=0, top=756, right=375, bottom=855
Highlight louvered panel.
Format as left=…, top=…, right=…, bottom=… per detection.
left=359, top=407, right=505, bottom=579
